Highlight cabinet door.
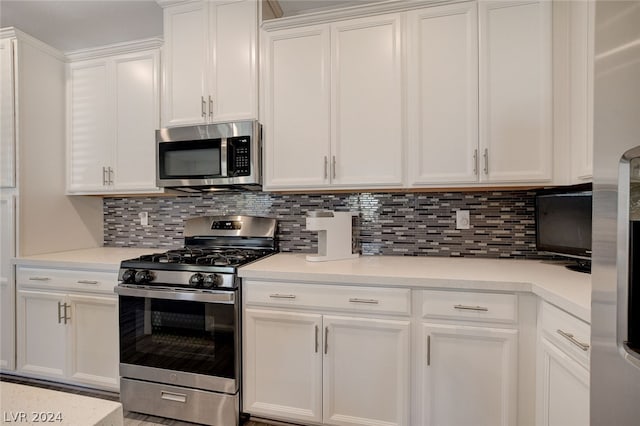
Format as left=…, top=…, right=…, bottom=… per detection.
left=209, top=0, right=257, bottom=122
left=421, top=323, right=518, bottom=426
left=162, top=1, right=208, bottom=126
left=112, top=50, right=160, bottom=192
left=0, top=194, right=15, bottom=370
left=536, top=337, right=589, bottom=426
left=407, top=3, right=479, bottom=185
left=67, top=294, right=119, bottom=390
left=569, top=0, right=594, bottom=182
left=263, top=26, right=331, bottom=189
left=323, top=315, right=410, bottom=426
left=244, top=309, right=323, bottom=424
left=331, top=14, right=403, bottom=187
left=0, top=38, right=15, bottom=188
left=479, top=0, right=552, bottom=182
left=67, top=60, right=113, bottom=192
left=16, top=289, right=67, bottom=379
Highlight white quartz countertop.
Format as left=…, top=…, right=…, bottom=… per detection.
left=0, top=382, right=123, bottom=426
left=12, top=247, right=154, bottom=271
left=239, top=253, right=592, bottom=322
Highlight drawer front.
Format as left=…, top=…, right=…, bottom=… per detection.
left=540, top=301, right=590, bottom=366
left=16, top=266, right=117, bottom=294
left=420, top=289, right=517, bottom=323
left=244, top=281, right=411, bottom=316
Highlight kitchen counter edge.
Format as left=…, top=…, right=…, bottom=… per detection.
left=239, top=253, right=592, bottom=323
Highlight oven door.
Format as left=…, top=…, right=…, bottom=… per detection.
left=116, top=286, right=238, bottom=394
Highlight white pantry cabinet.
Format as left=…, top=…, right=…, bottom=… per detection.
left=262, top=13, right=403, bottom=191
left=244, top=281, right=410, bottom=426
left=0, top=193, right=15, bottom=370
left=0, top=37, right=15, bottom=188
left=161, top=0, right=257, bottom=127
left=536, top=301, right=590, bottom=426
left=16, top=266, right=120, bottom=391
left=416, top=290, right=519, bottom=426
left=479, top=0, right=553, bottom=183
left=67, top=43, right=161, bottom=194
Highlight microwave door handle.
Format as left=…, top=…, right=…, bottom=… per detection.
left=220, top=137, right=228, bottom=177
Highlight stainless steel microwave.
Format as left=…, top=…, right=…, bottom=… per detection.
left=156, top=120, right=261, bottom=192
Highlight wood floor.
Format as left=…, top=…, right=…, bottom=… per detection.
left=0, top=374, right=279, bottom=426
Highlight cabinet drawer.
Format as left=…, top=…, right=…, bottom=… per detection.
left=540, top=301, right=590, bottom=366
left=420, top=289, right=517, bottom=323
left=16, top=266, right=117, bottom=294
left=244, top=281, right=411, bottom=316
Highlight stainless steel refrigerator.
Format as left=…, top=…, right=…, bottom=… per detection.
left=591, top=1, right=640, bottom=424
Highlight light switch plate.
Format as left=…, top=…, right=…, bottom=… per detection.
left=139, top=211, right=149, bottom=227
left=456, top=210, right=470, bottom=230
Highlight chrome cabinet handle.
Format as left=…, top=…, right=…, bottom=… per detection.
left=209, top=95, right=213, bottom=118
left=109, top=167, right=114, bottom=185
left=324, top=327, right=329, bottom=354
left=427, top=335, right=431, bottom=366
left=161, top=391, right=187, bottom=403
left=473, top=149, right=478, bottom=175
left=348, top=298, right=379, bottom=304
left=29, top=276, right=51, bottom=281
left=269, top=293, right=296, bottom=299
left=324, top=156, right=328, bottom=179
left=102, top=166, right=107, bottom=186
left=557, top=329, right=590, bottom=351
left=77, top=280, right=99, bottom=285
left=332, top=156, right=336, bottom=179
left=201, top=96, right=206, bottom=118
left=57, top=302, right=64, bottom=324
left=454, top=304, right=489, bottom=312
left=483, top=148, right=489, bottom=175
left=315, top=325, right=319, bottom=353
left=64, top=303, right=70, bottom=324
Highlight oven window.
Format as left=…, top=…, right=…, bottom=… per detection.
left=158, top=139, right=222, bottom=178
left=119, top=295, right=236, bottom=378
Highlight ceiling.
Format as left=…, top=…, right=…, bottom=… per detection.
left=0, top=0, right=380, bottom=53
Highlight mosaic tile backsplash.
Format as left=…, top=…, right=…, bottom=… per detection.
left=103, top=191, right=543, bottom=258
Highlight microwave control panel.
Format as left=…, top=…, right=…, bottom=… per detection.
left=228, top=136, right=251, bottom=177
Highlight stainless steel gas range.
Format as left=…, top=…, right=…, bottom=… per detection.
left=115, top=215, right=277, bottom=426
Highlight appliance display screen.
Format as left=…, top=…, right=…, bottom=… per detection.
left=536, top=190, right=592, bottom=258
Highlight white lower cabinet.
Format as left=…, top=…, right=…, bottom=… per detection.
left=16, top=266, right=119, bottom=391
left=243, top=282, right=410, bottom=426
left=416, top=289, right=520, bottom=426
left=536, top=302, right=590, bottom=426
left=420, top=323, right=518, bottom=426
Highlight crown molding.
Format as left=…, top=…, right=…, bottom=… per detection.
left=65, top=37, right=163, bottom=62
left=262, top=0, right=465, bottom=30
left=0, top=27, right=66, bottom=61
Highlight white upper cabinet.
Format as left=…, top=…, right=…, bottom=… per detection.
left=67, top=46, right=161, bottom=195
left=263, top=0, right=554, bottom=190
left=0, top=38, right=15, bottom=188
left=569, top=0, right=594, bottom=182
left=407, top=2, right=479, bottom=186
left=330, top=14, right=403, bottom=187
left=263, top=25, right=331, bottom=188
left=68, top=60, right=113, bottom=192
left=162, top=0, right=257, bottom=127
left=262, top=13, right=404, bottom=191
left=479, top=0, right=553, bottom=183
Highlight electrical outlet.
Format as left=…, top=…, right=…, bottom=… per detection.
left=456, top=210, right=470, bottom=230
left=138, top=211, right=149, bottom=227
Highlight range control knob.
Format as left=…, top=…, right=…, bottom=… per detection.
left=134, top=270, right=153, bottom=284
left=121, top=269, right=137, bottom=284
left=202, top=274, right=223, bottom=288
left=189, top=273, right=204, bottom=287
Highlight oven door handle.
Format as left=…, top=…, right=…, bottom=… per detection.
left=115, top=285, right=236, bottom=304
